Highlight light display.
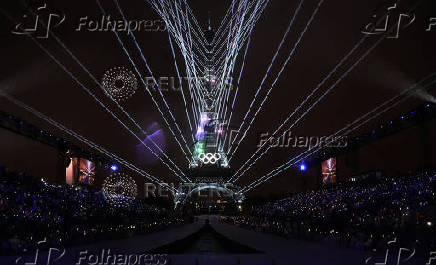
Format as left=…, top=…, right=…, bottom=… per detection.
left=198, top=153, right=222, bottom=165
left=79, top=158, right=96, bottom=185
left=101, top=66, right=138, bottom=102
left=102, top=172, right=138, bottom=207
left=2, top=0, right=431, bottom=207
left=322, top=158, right=337, bottom=184
left=190, top=111, right=229, bottom=169
left=110, top=164, right=118, bottom=171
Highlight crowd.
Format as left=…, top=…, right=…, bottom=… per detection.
left=224, top=171, right=436, bottom=252
left=0, top=166, right=184, bottom=255
left=2, top=161, right=435, bottom=256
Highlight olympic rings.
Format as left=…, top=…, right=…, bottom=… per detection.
left=198, top=153, right=221, bottom=164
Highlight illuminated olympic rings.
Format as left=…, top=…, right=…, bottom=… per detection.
left=198, top=153, right=222, bottom=164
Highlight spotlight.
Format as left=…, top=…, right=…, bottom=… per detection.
left=110, top=164, right=118, bottom=171
left=200, top=114, right=209, bottom=123
left=300, top=163, right=307, bottom=171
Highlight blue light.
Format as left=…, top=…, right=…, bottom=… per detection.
left=110, top=164, right=118, bottom=171
left=300, top=164, right=307, bottom=171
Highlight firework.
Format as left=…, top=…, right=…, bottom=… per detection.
left=102, top=172, right=138, bottom=208
left=101, top=66, right=138, bottom=102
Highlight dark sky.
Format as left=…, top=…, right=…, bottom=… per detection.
left=0, top=0, right=435, bottom=196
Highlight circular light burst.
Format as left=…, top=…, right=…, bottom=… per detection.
left=102, top=172, right=138, bottom=208
left=102, top=66, right=138, bottom=102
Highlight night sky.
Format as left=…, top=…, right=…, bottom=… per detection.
left=0, top=0, right=435, bottom=196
